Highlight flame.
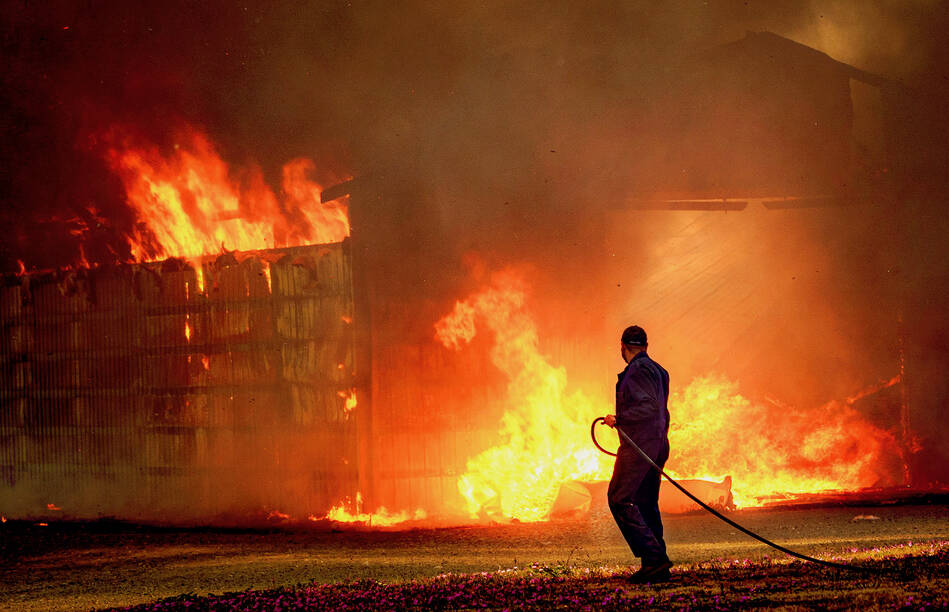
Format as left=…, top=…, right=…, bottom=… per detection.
left=667, top=376, right=900, bottom=506
left=16, top=260, right=26, bottom=276
left=436, top=270, right=902, bottom=520
left=435, top=271, right=611, bottom=521
left=311, top=492, right=426, bottom=527
left=184, top=318, right=192, bottom=343
left=262, top=261, right=272, bottom=293
left=46, top=503, right=61, bottom=511
left=77, top=244, right=91, bottom=269
left=1, top=516, right=6, bottom=523
left=846, top=375, right=901, bottom=405
left=102, top=125, right=349, bottom=261
left=337, top=389, right=357, bottom=413
left=194, top=265, right=206, bottom=293
left=185, top=262, right=205, bottom=299
left=266, top=509, right=290, bottom=522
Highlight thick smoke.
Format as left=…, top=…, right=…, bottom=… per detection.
left=2, top=1, right=941, bottom=271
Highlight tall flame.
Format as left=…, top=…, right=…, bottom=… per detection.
left=102, top=125, right=349, bottom=261
left=436, top=270, right=902, bottom=521
left=436, top=271, right=611, bottom=521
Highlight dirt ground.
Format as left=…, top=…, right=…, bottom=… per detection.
left=0, top=502, right=946, bottom=611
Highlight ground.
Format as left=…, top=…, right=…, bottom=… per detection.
left=0, top=502, right=946, bottom=610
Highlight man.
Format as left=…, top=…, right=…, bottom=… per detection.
left=603, top=325, right=672, bottom=583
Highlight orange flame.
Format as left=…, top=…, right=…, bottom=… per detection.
left=46, top=503, right=61, bottom=511
left=310, top=492, right=426, bottom=527
left=77, top=244, right=91, bottom=269
left=194, top=265, right=206, bottom=293
left=436, top=270, right=902, bottom=520
left=436, top=271, right=611, bottom=521
left=667, top=376, right=900, bottom=506
left=337, top=389, right=357, bottom=414
left=846, top=375, right=901, bottom=405
left=102, top=125, right=349, bottom=261
left=266, top=509, right=290, bottom=522
left=262, top=261, right=272, bottom=293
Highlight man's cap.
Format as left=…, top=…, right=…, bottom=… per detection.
left=621, top=325, right=648, bottom=347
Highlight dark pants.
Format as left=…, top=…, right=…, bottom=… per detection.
left=607, top=437, right=670, bottom=565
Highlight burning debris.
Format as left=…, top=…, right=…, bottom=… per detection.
left=667, top=377, right=904, bottom=506
left=309, top=492, right=427, bottom=527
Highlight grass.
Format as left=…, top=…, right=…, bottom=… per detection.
left=0, top=503, right=946, bottom=610
left=111, top=541, right=949, bottom=611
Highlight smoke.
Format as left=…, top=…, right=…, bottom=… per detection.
left=791, top=0, right=949, bottom=79
left=2, top=2, right=945, bottom=269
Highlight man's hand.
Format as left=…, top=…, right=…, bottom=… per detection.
left=603, top=414, right=616, bottom=428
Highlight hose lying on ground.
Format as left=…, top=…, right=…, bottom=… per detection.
left=591, top=417, right=877, bottom=573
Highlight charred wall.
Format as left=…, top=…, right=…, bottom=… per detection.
left=0, top=243, right=361, bottom=522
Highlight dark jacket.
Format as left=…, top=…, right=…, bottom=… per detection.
left=615, top=351, right=670, bottom=444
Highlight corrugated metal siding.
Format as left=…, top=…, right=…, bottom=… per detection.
left=0, top=242, right=360, bottom=522
left=368, top=301, right=506, bottom=516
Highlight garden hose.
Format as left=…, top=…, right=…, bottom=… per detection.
left=591, top=417, right=876, bottom=573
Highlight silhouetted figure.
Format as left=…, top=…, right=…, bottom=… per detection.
left=603, top=325, right=672, bottom=583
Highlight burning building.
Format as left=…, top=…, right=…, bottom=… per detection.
left=0, top=127, right=368, bottom=522
left=1, top=19, right=947, bottom=527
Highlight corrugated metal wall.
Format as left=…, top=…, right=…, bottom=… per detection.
left=0, top=242, right=360, bottom=522
left=368, top=301, right=507, bottom=517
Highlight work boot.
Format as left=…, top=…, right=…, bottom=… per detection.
left=628, top=559, right=673, bottom=584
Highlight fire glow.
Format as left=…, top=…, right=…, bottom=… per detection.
left=101, top=124, right=349, bottom=263
left=436, top=270, right=902, bottom=521
left=309, top=492, right=426, bottom=527
left=666, top=377, right=900, bottom=507
left=436, top=271, right=612, bottom=521
left=338, top=389, right=358, bottom=415
left=96, top=124, right=364, bottom=523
